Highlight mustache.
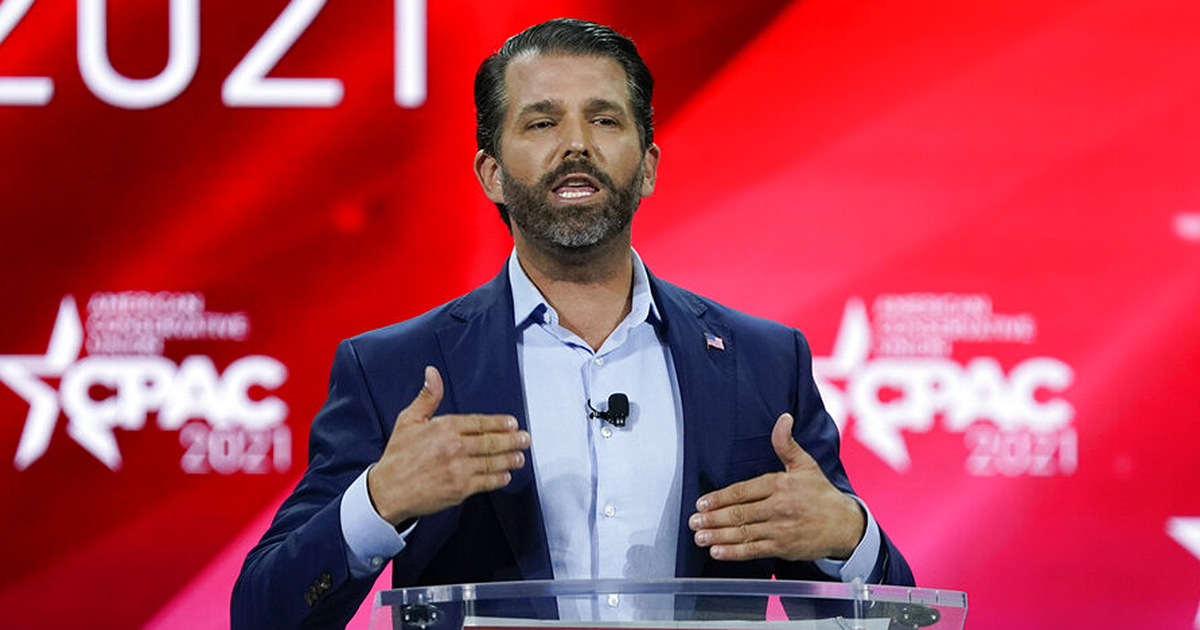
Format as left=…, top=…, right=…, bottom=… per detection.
left=538, top=159, right=617, bottom=191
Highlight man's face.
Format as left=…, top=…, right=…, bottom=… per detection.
left=475, top=54, right=659, bottom=251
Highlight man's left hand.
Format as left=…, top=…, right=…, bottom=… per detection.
left=688, top=413, right=866, bottom=562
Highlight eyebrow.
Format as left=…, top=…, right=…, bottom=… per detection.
left=516, top=100, right=563, bottom=119
left=583, top=98, right=626, bottom=115
left=514, top=98, right=629, bottom=120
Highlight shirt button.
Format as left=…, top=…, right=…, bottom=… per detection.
left=600, top=425, right=613, bottom=438
left=603, top=504, right=615, bottom=518
left=370, top=557, right=383, bottom=568
left=593, top=356, right=604, bottom=366
left=607, top=593, right=620, bottom=607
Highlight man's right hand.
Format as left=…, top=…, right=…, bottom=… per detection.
left=367, top=365, right=530, bottom=525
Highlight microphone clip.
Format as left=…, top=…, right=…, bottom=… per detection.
left=587, top=392, right=629, bottom=427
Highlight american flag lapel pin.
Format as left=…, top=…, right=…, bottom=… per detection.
left=704, top=332, right=725, bottom=351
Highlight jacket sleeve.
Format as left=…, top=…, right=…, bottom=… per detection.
left=231, top=339, right=390, bottom=630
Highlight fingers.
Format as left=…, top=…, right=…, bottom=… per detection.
left=461, top=449, right=526, bottom=497
left=694, top=475, right=774, bottom=514
left=688, top=486, right=795, bottom=562
left=689, top=502, right=781, bottom=561
left=689, top=476, right=778, bottom=562
left=693, top=520, right=770, bottom=546
left=689, top=496, right=772, bottom=530
left=470, top=450, right=526, bottom=475
left=771, top=412, right=818, bottom=472
left=447, top=414, right=521, bottom=436
left=469, top=470, right=515, bottom=495
left=702, top=539, right=777, bottom=561
left=459, top=429, right=530, bottom=457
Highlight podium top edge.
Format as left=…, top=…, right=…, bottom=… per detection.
left=375, top=579, right=967, bottom=610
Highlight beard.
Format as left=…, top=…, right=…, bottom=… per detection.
left=501, top=158, right=644, bottom=251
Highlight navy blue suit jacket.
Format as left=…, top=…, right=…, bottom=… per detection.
left=231, top=264, right=913, bottom=629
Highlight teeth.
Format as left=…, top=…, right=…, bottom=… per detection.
left=559, top=190, right=593, bottom=199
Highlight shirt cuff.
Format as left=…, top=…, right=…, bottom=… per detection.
left=340, top=466, right=412, bottom=579
left=813, top=495, right=881, bottom=582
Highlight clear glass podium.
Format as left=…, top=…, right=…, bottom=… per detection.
left=370, top=579, right=967, bottom=630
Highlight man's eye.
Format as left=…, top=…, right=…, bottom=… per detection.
left=593, top=117, right=618, bottom=127
left=528, top=120, right=554, bottom=130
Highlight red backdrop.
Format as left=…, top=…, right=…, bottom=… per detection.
left=3, top=1, right=1200, bottom=628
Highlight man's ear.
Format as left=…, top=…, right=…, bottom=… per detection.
left=640, top=143, right=661, bottom=198
left=474, top=150, right=505, bottom=204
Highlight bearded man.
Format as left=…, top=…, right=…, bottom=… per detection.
left=232, top=18, right=913, bottom=630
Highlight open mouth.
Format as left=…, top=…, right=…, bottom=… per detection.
left=552, top=174, right=601, bottom=201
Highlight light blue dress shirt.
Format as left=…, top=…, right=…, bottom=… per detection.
left=338, top=250, right=881, bottom=597
left=510, top=249, right=683, bottom=618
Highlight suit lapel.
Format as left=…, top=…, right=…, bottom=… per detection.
left=435, top=266, right=554, bottom=581
left=649, top=275, right=739, bottom=578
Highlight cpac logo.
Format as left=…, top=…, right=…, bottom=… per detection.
left=814, top=295, right=1077, bottom=476
left=0, top=295, right=290, bottom=473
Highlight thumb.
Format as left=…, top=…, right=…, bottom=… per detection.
left=396, top=366, right=443, bottom=426
left=771, top=413, right=816, bottom=472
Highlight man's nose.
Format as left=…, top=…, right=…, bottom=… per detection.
left=562, top=119, right=591, bottom=159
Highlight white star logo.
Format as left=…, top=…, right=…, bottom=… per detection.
left=0, top=296, right=83, bottom=470
left=1168, top=516, right=1200, bottom=629
left=812, top=297, right=916, bottom=471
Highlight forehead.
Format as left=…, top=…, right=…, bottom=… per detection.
left=502, top=54, right=630, bottom=115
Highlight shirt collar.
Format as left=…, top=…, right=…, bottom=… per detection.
left=508, top=248, right=661, bottom=330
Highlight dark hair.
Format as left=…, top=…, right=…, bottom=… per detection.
left=474, top=18, right=655, bottom=160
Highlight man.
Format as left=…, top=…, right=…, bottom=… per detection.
left=232, top=18, right=913, bottom=630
